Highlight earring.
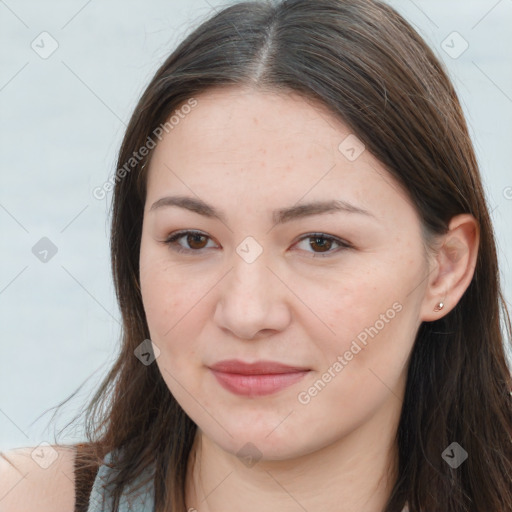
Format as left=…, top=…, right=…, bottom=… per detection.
left=434, top=301, right=444, bottom=312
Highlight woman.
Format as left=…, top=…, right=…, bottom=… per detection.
left=1, top=0, right=511, bottom=511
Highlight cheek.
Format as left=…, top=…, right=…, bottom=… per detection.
left=309, top=256, right=422, bottom=376
left=139, top=249, right=219, bottom=368
left=140, top=243, right=190, bottom=340
left=307, top=268, right=398, bottom=339
left=141, top=268, right=202, bottom=342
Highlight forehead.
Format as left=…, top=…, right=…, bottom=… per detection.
left=152, top=87, right=345, bottom=172
left=144, top=86, right=412, bottom=221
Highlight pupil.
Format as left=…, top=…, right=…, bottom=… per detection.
left=189, top=234, right=205, bottom=249
left=312, top=237, right=330, bottom=252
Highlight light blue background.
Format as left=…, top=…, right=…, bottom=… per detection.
left=1, top=0, right=511, bottom=451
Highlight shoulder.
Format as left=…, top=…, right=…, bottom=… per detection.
left=0, top=444, right=76, bottom=512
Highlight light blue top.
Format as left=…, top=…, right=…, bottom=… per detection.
left=87, top=451, right=155, bottom=511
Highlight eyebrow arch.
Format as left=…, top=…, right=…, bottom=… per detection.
left=149, top=195, right=375, bottom=225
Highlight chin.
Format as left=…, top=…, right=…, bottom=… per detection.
left=197, top=414, right=325, bottom=462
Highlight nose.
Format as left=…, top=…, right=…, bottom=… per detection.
left=213, top=252, right=292, bottom=340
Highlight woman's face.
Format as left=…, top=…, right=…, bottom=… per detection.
left=139, top=87, right=433, bottom=460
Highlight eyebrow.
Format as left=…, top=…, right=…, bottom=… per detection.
left=149, top=195, right=375, bottom=225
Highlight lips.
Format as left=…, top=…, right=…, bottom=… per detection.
left=208, top=359, right=310, bottom=397
left=209, top=359, right=309, bottom=374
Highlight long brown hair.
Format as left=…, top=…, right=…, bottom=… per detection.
left=68, top=1, right=512, bottom=510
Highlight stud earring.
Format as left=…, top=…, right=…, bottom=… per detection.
left=434, top=301, right=444, bottom=312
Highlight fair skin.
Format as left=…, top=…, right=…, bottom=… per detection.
left=138, top=87, right=479, bottom=512
left=0, top=445, right=76, bottom=511
left=0, top=87, right=478, bottom=511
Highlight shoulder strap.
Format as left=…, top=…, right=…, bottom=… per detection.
left=74, top=443, right=102, bottom=512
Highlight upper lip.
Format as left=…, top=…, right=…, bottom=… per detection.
left=209, top=359, right=310, bottom=375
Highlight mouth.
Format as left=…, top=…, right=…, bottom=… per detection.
left=208, top=359, right=311, bottom=397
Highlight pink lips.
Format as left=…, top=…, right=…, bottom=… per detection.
left=208, top=359, right=310, bottom=397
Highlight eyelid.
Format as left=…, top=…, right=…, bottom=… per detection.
left=162, top=230, right=352, bottom=256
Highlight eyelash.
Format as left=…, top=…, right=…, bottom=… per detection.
left=163, top=230, right=352, bottom=257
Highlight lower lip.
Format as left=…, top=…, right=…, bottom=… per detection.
left=210, top=369, right=310, bottom=397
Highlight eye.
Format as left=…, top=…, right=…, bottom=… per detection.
left=293, top=233, right=352, bottom=257
left=163, top=230, right=218, bottom=254
left=163, top=230, right=352, bottom=257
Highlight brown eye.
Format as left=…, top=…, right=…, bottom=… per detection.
left=294, top=233, right=352, bottom=257
left=309, top=236, right=334, bottom=253
left=186, top=232, right=209, bottom=249
left=164, top=230, right=217, bottom=254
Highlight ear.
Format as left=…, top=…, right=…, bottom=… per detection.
left=419, top=214, right=479, bottom=322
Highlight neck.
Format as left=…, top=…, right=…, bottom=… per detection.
left=185, top=395, right=401, bottom=512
